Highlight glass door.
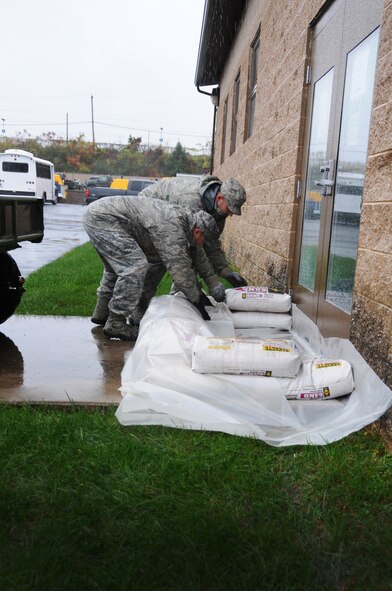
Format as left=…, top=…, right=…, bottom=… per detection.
left=294, top=0, right=383, bottom=337
left=323, top=31, right=379, bottom=315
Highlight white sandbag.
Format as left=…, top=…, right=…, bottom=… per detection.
left=225, top=287, right=291, bottom=313
left=192, top=336, right=301, bottom=378
left=285, top=359, right=354, bottom=400
left=232, top=311, right=292, bottom=330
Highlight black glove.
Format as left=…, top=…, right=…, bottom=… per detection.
left=199, top=291, right=212, bottom=308
left=223, top=271, right=248, bottom=287
left=193, top=300, right=211, bottom=321
left=209, top=283, right=226, bottom=302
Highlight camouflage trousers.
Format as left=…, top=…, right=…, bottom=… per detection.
left=84, top=223, right=165, bottom=321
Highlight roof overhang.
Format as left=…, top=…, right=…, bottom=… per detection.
left=195, top=0, right=246, bottom=88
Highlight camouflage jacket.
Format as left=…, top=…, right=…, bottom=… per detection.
left=83, top=195, right=201, bottom=303
left=140, top=176, right=229, bottom=278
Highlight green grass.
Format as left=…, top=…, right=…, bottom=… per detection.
left=0, top=405, right=391, bottom=591
left=6, top=242, right=392, bottom=589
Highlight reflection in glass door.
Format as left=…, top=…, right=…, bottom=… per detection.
left=298, top=69, right=334, bottom=293
left=325, top=29, right=379, bottom=313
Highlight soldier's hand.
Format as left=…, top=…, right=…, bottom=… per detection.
left=223, top=271, right=248, bottom=287
left=199, top=291, right=212, bottom=308
left=209, top=283, right=226, bottom=302
left=193, top=299, right=211, bottom=321
left=204, top=274, right=225, bottom=302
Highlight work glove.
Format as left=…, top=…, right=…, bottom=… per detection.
left=220, top=268, right=248, bottom=287
left=209, top=283, right=226, bottom=302
left=193, top=299, right=211, bottom=321
left=204, top=274, right=226, bottom=302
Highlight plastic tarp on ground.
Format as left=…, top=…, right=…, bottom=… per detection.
left=116, top=295, right=392, bottom=447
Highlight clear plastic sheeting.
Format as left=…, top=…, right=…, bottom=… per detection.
left=116, top=295, right=392, bottom=447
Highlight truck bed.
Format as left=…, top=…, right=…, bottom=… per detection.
left=0, top=196, right=44, bottom=252
left=84, top=178, right=157, bottom=205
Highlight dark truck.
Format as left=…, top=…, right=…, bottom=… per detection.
left=84, top=177, right=157, bottom=205
left=0, top=149, right=49, bottom=323
left=0, top=195, right=44, bottom=323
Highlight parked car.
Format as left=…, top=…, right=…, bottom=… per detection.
left=85, top=175, right=113, bottom=188
left=65, top=178, right=82, bottom=190
left=85, top=178, right=157, bottom=205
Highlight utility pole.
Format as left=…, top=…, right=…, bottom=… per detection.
left=66, top=113, right=69, bottom=144
left=91, top=95, right=95, bottom=147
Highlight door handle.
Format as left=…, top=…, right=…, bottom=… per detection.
left=315, top=159, right=335, bottom=196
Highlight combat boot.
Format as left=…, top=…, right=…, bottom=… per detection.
left=91, top=296, right=111, bottom=325
left=103, top=313, right=139, bottom=341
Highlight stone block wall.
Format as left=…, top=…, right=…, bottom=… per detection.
left=212, top=0, right=323, bottom=289
left=350, top=0, right=392, bottom=388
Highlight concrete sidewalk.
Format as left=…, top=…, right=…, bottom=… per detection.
left=0, top=315, right=133, bottom=407
left=1, top=198, right=133, bottom=408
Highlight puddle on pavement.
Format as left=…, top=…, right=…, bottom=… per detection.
left=11, top=203, right=88, bottom=277
left=0, top=315, right=133, bottom=406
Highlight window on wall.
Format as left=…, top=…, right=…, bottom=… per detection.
left=230, top=72, right=240, bottom=155
left=245, top=29, right=260, bottom=140
left=221, top=96, right=228, bottom=164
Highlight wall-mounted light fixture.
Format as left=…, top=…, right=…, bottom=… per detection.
left=210, top=87, right=220, bottom=107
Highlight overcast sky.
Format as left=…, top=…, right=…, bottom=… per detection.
left=2, top=0, right=214, bottom=151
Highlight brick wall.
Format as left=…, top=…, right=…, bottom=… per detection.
left=350, top=0, right=392, bottom=387
left=213, top=0, right=322, bottom=289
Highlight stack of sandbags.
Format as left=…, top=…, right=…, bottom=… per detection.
left=192, top=335, right=355, bottom=400
left=225, top=287, right=292, bottom=330
left=192, top=336, right=301, bottom=378
left=191, top=287, right=355, bottom=401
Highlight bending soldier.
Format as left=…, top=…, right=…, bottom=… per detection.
left=83, top=195, right=219, bottom=341
left=140, top=175, right=247, bottom=302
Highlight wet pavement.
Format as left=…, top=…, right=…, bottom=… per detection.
left=1, top=201, right=133, bottom=407
left=11, top=203, right=88, bottom=277
left=0, top=315, right=133, bottom=406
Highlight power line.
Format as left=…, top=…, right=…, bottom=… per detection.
left=4, top=121, right=91, bottom=126
left=3, top=120, right=211, bottom=140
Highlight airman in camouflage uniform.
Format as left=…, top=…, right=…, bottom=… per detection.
left=140, top=175, right=248, bottom=302
left=83, top=195, right=219, bottom=340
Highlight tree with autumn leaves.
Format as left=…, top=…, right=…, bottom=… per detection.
left=0, top=133, right=210, bottom=177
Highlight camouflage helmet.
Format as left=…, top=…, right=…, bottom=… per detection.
left=220, top=178, right=246, bottom=215
left=190, top=210, right=220, bottom=242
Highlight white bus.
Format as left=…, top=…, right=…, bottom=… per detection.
left=0, top=149, right=57, bottom=204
